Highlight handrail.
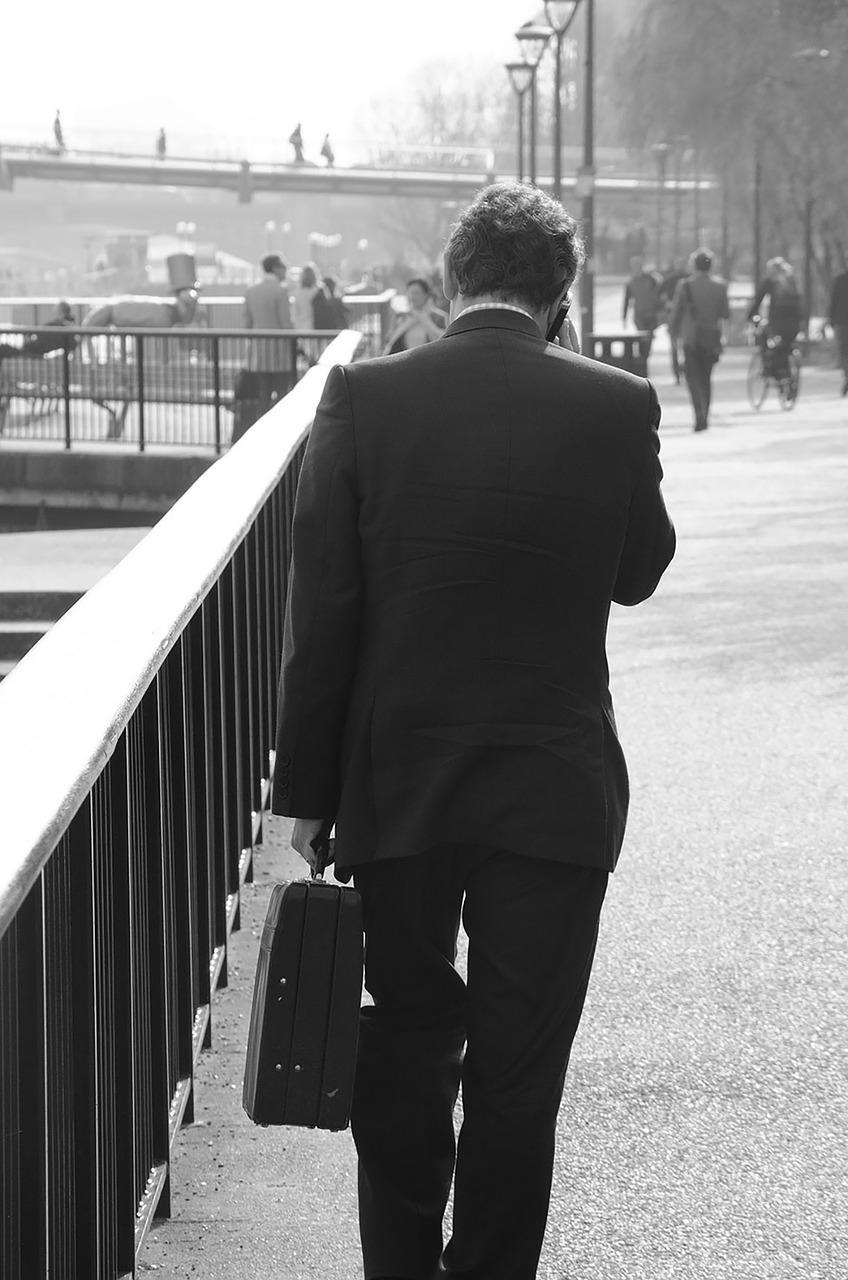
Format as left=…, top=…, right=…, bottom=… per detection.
left=0, top=290, right=398, bottom=308
left=0, top=323, right=346, bottom=339
left=0, top=328, right=362, bottom=939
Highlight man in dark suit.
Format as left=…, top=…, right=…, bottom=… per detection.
left=273, top=182, right=675, bottom=1280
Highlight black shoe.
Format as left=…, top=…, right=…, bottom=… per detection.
left=841, top=376, right=848, bottom=397
left=694, top=421, right=708, bottom=432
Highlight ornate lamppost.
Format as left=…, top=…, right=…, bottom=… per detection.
left=514, top=22, right=552, bottom=186
left=543, top=1, right=579, bottom=203
left=651, top=142, right=670, bottom=271
left=505, top=60, right=534, bottom=181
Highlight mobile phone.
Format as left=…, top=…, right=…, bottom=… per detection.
left=546, top=294, right=572, bottom=343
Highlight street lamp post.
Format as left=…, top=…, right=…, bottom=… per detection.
left=505, top=61, right=534, bottom=181
left=579, top=0, right=595, bottom=341
left=651, top=143, right=670, bottom=271
left=544, top=1, right=579, bottom=203
left=515, top=23, right=552, bottom=186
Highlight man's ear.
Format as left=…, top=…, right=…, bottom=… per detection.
left=442, top=252, right=458, bottom=302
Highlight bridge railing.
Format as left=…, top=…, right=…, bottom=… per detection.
left=0, top=324, right=356, bottom=452
left=0, top=290, right=396, bottom=355
left=0, top=329, right=363, bottom=1280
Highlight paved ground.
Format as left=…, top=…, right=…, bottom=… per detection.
left=139, top=351, right=848, bottom=1279
left=0, top=526, right=150, bottom=591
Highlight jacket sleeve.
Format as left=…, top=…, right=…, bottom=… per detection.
left=613, top=382, right=676, bottom=607
left=272, top=365, right=363, bottom=817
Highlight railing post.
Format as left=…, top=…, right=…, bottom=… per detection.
left=62, top=345, right=72, bottom=450
left=137, top=334, right=146, bottom=453
left=212, top=335, right=222, bottom=455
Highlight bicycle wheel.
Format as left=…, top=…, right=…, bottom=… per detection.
left=779, top=351, right=801, bottom=410
left=747, top=350, right=768, bottom=409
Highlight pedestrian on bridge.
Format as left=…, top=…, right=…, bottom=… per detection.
left=289, top=122, right=305, bottom=163
left=156, top=127, right=167, bottom=159
left=53, top=110, right=65, bottom=153
left=320, top=133, right=335, bottom=167
left=273, top=180, right=675, bottom=1280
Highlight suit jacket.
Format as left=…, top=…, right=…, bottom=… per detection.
left=244, top=275, right=294, bottom=371
left=669, top=273, right=729, bottom=346
left=273, top=308, right=675, bottom=874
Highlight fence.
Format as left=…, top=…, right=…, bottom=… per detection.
left=0, top=330, right=363, bottom=1280
left=0, top=325, right=348, bottom=452
left=0, top=291, right=397, bottom=355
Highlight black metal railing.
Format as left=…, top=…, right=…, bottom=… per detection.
left=0, top=290, right=396, bottom=357
left=0, top=325, right=355, bottom=453
left=0, top=329, right=363, bottom=1280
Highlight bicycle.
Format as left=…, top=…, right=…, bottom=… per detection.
left=746, top=318, right=802, bottom=410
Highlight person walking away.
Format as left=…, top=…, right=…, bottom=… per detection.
left=272, top=180, right=676, bottom=1280
left=312, top=275, right=350, bottom=331
left=659, top=257, right=689, bottom=383
left=381, top=277, right=448, bottom=354
left=289, top=123, right=305, bottom=163
left=53, top=110, right=65, bottom=153
left=156, top=127, right=167, bottom=159
left=826, top=264, right=848, bottom=396
left=669, top=248, right=729, bottom=433
left=622, top=255, right=662, bottom=363
left=294, top=263, right=325, bottom=364
left=235, top=253, right=294, bottom=441
left=747, top=257, right=803, bottom=381
left=320, top=276, right=351, bottom=328
left=320, top=133, right=335, bottom=167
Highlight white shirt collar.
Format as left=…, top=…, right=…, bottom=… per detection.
left=457, top=302, right=536, bottom=322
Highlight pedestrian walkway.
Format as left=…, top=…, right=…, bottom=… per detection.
left=139, top=357, right=848, bottom=1280
left=0, top=526, right=149, bottom=593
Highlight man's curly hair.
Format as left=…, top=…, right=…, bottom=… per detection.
left=445, top=182, right=585, bottom=312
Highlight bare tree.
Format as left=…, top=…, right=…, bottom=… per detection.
left=612, top=0, right=848, bottom=286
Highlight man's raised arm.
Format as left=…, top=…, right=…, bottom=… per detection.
left=613, top=382, right=676, bottom=606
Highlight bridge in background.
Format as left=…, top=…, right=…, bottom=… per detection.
left=0, top=141, right=713, bottom=203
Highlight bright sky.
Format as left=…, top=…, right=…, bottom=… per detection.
left=3, top=2, right=542, bottom=158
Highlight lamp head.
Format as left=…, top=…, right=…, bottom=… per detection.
left=544, top=0, right=579, bottom=36
left=506, top=60, right=534, bottom=96
left=515, top=22, right=553, bottom=67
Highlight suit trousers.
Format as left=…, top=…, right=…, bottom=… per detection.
left=682, top=345, right=717, bottom=429
left=351, top=845, right=609, bottom=1280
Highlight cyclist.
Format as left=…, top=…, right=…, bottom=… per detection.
left=747, top=257, right=803, bottom=381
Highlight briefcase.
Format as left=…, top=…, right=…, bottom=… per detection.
left=242, top=853, right=363, bottom=1131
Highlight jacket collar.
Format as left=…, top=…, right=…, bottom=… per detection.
left=443, top=306, right=544, bottom=341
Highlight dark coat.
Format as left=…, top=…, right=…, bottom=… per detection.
left=272, top=308, right=675, bottom=874
left=828, top=271, right=848, bottom=327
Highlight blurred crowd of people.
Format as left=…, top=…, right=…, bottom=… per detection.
left=622, top=249, right=848, bottom=430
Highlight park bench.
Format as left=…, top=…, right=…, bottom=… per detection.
left=0, top=351, right=243, bottom=437
left=0, top=326, right=340, bottom=445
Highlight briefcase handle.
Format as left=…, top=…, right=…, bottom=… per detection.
left=309, top=823, right=335, bottom=880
